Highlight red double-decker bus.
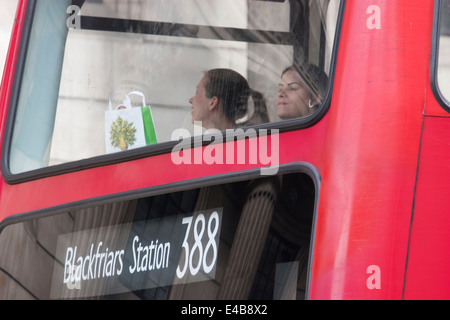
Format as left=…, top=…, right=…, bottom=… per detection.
left=0, top=0, right=449, bottom=301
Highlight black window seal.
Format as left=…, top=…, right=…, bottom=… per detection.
left=431, top=0, right=450, bottom=111
left=1, top=0, right=346, bottom=185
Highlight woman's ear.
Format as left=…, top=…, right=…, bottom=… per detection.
left=209, top=96, right=219, bottom=111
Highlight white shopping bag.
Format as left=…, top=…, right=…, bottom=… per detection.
left=105, top=92, right=147, bottom=154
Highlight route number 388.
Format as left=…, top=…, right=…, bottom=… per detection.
left=176, top=211, right=221, bottom=279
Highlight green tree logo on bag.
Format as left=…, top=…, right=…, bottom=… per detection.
left=110, top=116, right=137, bottom=151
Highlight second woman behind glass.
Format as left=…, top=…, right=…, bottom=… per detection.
left=276, top=64, right=328, bottom=120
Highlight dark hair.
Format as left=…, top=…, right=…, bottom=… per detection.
left=204, top=68, right=268, bottom=123
left=282, top=63, right=328, bottom=99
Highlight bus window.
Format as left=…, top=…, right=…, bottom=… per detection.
left=437, top=0, right=450, bottom=104
left=5, top=0, right=342, bottom=175
left=0, top=172, right=316, bottom=300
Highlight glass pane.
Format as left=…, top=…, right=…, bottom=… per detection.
left=438, top=0, right=450, bottom=103
left=9, top=0, right=342, bottom=173
left=0, top=173, right=315, bottom=300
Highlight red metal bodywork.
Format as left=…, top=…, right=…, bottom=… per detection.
left=310, top=0, right=436, bottom=299
left=0, top=0, right=448, bottom=299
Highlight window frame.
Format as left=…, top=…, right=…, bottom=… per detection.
left=1, top=0, right=346, bottom=184
left=0, top=161, right=321, bottom=300
left=431, top=0, right=450, bottom=110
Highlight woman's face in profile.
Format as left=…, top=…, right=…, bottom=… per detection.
left=276, top=69, right=314, bottom=120
left=189, top=75, right=211, bottom=125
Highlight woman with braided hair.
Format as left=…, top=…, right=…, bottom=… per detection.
left=190, top=68, right=269, bottom=130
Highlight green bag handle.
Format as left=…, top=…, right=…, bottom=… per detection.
left=128, top=91, right=158, bottom=145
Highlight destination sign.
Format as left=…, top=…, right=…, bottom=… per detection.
left=50, top=208, right=223, bottom=299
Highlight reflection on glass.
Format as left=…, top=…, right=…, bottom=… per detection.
left=9, top=0, right=341, bottom=173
